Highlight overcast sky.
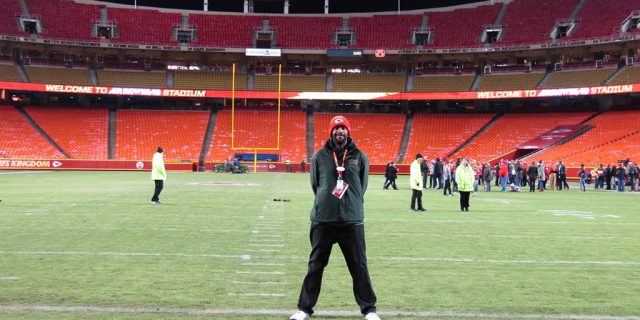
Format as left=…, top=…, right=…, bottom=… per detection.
left=98, top=0, right=487, bottom=13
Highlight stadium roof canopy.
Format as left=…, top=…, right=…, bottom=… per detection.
left=96, top=0, right=489, bottom=14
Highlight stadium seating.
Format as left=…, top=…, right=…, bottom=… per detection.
left=477, top=73, right=545, bottom=91
left=207, top=110, right=306, bottom=163
left=107, top=7, right=181, bottom=46
left=332, top=74, right=406, bottom=92
left=412, top=75, right=475, bottom=92
left=541, top=68, right=616, bottom=88
left=349, top=14, right=422, bottom=49
left=25, top=65, right=92, bottom=85
left=313, top=113, right=406, bottom=164
left=97, top=70, right=167, bottom=88
left=27, top=0, right=100, bottom=41
left=405, top=113, right=495, bottom=163
left=497, top=0, right=580, bottom=45
left=607, top=66, right=640, bottom=85
left=173, top=70, right=247, bottom=90
left=0, top=0, right=23, bottom=36
left=526, top=111, right=640, bottom=166
left=426, top=4, right=502, bottom=48
left=451, top=112, right=594, bottom=163
left=568, top=0, right=640, bottom=39
left=25, top=107, right=108, bottom=159
left=267, top=16, right=341, bottom=49
left=2, top=0, right=638, bottom=51
left=115, top=109, right=209, bottom=161
left=189, top=14, right=261, bottom=48
left=254, top=74, right=325, bottom=92
left=0, top=64, right=22, bottom=82
left=0, top=105, right=65, bottom=158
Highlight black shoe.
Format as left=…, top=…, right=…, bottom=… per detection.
left=465, top=207, right=469, bottom=212
left=417, top=208, right=426, bottom=212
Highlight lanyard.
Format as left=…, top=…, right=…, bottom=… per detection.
left=332, top=149, right=348, bottom=180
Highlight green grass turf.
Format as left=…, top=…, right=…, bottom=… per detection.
left=0, top=171, right=639, bottom=319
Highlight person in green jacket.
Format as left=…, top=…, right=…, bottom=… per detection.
left=409, top=153, right=426, bottom=212
left=150, top=147, right=167, bottom=204
left=291, top=116, right=380, bottom=320
left=455, top=157, right=475, bottom=212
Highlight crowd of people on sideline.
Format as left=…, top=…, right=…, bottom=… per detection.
left=406, top=156, right=639, bottom=194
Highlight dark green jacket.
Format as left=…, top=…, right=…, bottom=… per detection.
left=310, top=138, right=369, bottom=224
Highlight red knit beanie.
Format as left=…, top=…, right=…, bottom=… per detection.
left=328, top=115, right=351, bottom=137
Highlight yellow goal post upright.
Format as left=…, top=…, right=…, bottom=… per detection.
left=230, top=63, right=282, bottom=172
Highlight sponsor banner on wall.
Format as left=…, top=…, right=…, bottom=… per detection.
left=0, top=159, right=193, bottom=171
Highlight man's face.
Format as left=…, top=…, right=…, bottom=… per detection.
left=332, top=126, right=348, bottom=143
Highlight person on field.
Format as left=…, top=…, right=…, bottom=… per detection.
left=482, top=162, right=493, bottom=192
left=616, top=162, right=626, bottom=192
left=383, top=161, right=398, bottom=190
left=578, top=164, right=587, bottom=192
left=421, top=155, right=429, bottom=190
left=537, top=160, right=546, bottom=192
left=455, top=157, right=475, bottom=212
left=443, top=160, right=453, bottom=195
left=527, top=161, right=537, bottom=192
left=410, top=153, right=426, bottom=212
left=558, top=161, right=569, bottom=190
left=150, top=147, right=167, bottom=204
left=290, top=116, right=380, bottom=320
left=499, top=159, right=509, bottom=192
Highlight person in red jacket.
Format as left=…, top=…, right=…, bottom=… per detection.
left=499, top=159, right=509, bottom=192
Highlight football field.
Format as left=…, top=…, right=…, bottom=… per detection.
left=0, top=171, right=639, bottom=319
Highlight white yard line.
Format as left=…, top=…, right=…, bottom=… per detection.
left=0, top=305, right=637, bottom=319
left=232, top=280, right=288, bottom=285
left=248, top=244, right=285, bottom=247
left=227, top=293, right=285, bottom=297
left=235, top=271, right=285, bottom=275
left=2, top=251, right=639, bottom=266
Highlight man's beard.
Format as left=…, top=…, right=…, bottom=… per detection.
left=332, top=133, right=347, bottom=147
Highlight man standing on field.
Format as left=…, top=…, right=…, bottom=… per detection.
left=150, top=147, right=166, bottom=204
left=290, top=115, right=380, bottom=320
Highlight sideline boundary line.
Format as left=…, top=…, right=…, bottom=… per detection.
left=0, top=305, right=638, bottom=319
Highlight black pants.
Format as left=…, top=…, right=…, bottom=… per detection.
left=560, top=175, right=569, bottom=189
left=384, top=179, right=397, bottom=189
left=296, top=223, right=377, bottom=316
left=411, top=189, right=424, bottom=210
left=459, top=191, right=470, bottom=210
left=151, top=180, right=163, bottom=202
left=529, top=178, right=536, bottom=192
left=443, top=179, right=451, bottom=195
